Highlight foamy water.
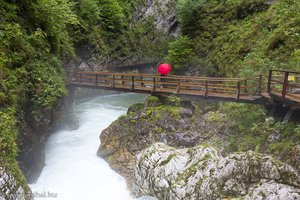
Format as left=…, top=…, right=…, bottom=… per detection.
left=30, top=93, right=155, bottom=200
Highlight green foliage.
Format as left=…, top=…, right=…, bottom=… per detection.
left=221, top=103, right=266, bottom=133
left=220, top=102, right=299, bottom=170
left=70, top=0, right=170, bottom=63
left=174, top=0, right=300, bottom=76
left=98, top=0, right=126, bottom=34
left=166, top=94, right=181, bottom=107
left=165, top=36, right=196, bottom=70
left=207, top=111, right=222, bottom=123
left=33, top=0, right=78, bottom=57
left=0, top=0, right=78, bottom=190
left=29, top=57, right=67, bottom=107
left=208, top=0, right=300, bottom=76
left=0, top=107, right=28, bottom=189
left=0, top=108, right=18, bottom=162
left=177, top=0, right=208, bottom=36
left=77, top=0, right=101, bottom=29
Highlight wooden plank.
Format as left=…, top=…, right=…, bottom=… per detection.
left=271, top=79, right=284, bottom=84
left=176, top=80, right=181, bottom=93
left=112, top=75, right=115, bottom=88
left=267, top=70, right=272, bottom=93
left=258, top=75, right=262, bottom=95
left=153, top=77, right=156, bottom=92
left=236, top=82, right=241, bottom=100
left=286, top=93, right=300, bottom=100
left=282, top=72, right=289, bottom=98
left=204, top=81, right=208, bottom=97
left=132, top=76, right=135, bottom=91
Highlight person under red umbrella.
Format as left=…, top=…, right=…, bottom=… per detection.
left=158, top=63, right=171, bottom=75
left=158, top=63, right=171, bottom=88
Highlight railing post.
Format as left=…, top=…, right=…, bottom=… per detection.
left=267, top=70, right=272, bottom=93
left=204, top=80, right=208, bottom=97
left=140, top=76, right=144, bottom=87
left=236, top=81, right=241, bottom=100
left=95, top=74, right=98, bottom=86
left=132, top=76, right=135, bottom=91
left=80, top=73, right=82, bottom=85
left=121, top=75, right=125, bottom=86
left=112, top=75, right=115, bottom=88
left=244, top=80, right=248, bottom=94
left=153, top=77, right=156, bottom=92
left=73, top=68, right=78, bottom=82
left=66, top=68, right=70, bottom=82
left=176, top=80, right=181, bottom=93
left=258, top=75, right=262, bottom=95
left=282, top=71, right=289, bottom=98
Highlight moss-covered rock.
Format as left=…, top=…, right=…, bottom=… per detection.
left=98, top=95, right=300, bottom=196
left=97, top=95, right=204, bottom=187
left=133, top=143, right=300, bottom=200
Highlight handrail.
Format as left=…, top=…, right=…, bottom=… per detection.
left=68, top=70, right=246, bottom=82
left=268, top=70, right=300, bottom=102
left=67, top=69, right=265, bottom=102
left=66, top=68, right=300, bottom=106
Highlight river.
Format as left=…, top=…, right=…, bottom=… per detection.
left=30, top=93, right=155, bottom=200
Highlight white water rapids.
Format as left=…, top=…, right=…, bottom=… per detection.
left=30, top=93, right=156, bottom=200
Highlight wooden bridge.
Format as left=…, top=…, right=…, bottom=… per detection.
left=67, top=69, right=300, bottom=109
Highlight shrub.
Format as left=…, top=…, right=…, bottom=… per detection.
left=165, top=36, right=196, bottom=70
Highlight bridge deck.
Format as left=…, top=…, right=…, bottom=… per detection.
left=67, top=69, right=300, bottom=108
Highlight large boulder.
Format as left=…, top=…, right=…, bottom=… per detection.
left=97, top=96, right=232, bottom=188
left=133, top=143, right=300, bottom=200
left=98, top=96, right=202, bottom=186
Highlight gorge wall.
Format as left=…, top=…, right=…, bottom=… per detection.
left=17, top=86, right=78, bottom=183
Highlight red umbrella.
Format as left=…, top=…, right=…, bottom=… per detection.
left=158, top=63, right=171, bottom=75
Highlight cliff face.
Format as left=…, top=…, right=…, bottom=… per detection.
left=17, top=86, right=78, bottom=183
left=132, top=0, right=179, bottom=36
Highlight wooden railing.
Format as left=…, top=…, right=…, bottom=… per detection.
left=67, top=69, right=263, bottom=102
left=267, top=70, right=300, bottom=102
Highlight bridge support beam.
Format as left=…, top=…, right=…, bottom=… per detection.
left=269, top=105, right=277, bottom=117
left=283, top=109, right=294, bottom=123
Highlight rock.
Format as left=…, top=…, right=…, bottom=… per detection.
left=132, top=0, right=180, bottom=36
left=180, top=101, right=196, bottom=111
left=291, top=88, right=300, bottom=94
left=97, top=96, right=237, bottom=189
left=179, top=107, right=193, bottom=118
left=144, top=96, right=162, bottom=107
left=133, top=143, right=300, bottom=200
left=127, top=103, right=144, bottom=114
left=0, top=166, right=32, bottom=200
left=245, top=180, right=300, bottom=200
left=164, top=132, right=200, bottom=147
left=97, top=96, right=201, bottom=187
